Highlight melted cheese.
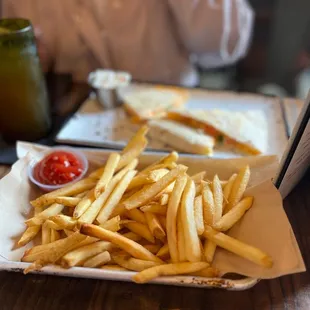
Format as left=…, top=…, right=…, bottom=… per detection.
left=167, top=112, right=261, bottom=155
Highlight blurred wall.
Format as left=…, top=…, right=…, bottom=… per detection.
left=237, top=0, right=276, bottom=90
left=238, top=0, right=310, bottom=95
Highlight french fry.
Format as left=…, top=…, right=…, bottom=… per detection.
left=73, top=189, right=96, bottom=219
left=80, top=165, right=137, bottom=224
left=99, top=216, right=121, bottom=232
left=96, top=170, right=137, bottom=224
left=189, top=266, right=219, bottom=278
left=145, top=212, right=166, bottom=241
left=95, top=153, right=120, bottom=198
left=25, top=203, right=64, bottom=226
left=223, top=173, right=237, bottom=205
left=45, top=220, right=62, bottom=230
left=181, top=178, right=201, bottom=262
left=61, top=231, right=97, bottom=246
left=104, top=192, right=135, bottom=213
left=50, top=229, right=60, bottom=242
left=140, top=204, right=167, bottom=216
left=195, top=183, right=203, bottom=197
left=166, top=175, right=187, bottom=263
left=22, top=232, right=87, bottom=264
left=18, top=226, right=41, bottom=247
left=23, top=261, right=45, bottom=274
left=79, top=181, right=118, bottom=224
left=203, top=240, right=217, bottom=263
left=126, top=175, right=154, bottom=191
left=54, top=197, right=81, bottom=207
left=159, top=193, right=169, bottom=206
left=61, top=240, right=114, bottom=267
left=127, top=169, right=169, bottom=192
left=203, top=226, right=273, bottom=268
left=50, top=215, right=77, bottom=230
left=124, top=222, right=155, bottom=243
left=64, top=229, right=74, bottom=236
left=77, top=236, right=99, bottom=247
left=120, top=187, right=140, bottom=202
left=121, top=232, right=142, bottom=242
left=191, top=171, right=206, bottom=184
left=119, top=219, right=135, bottom=225
left=111, top=204, right=126, bottom=217
left=177, top=210, right=186, bottom=262
left=148, top=169, right=169, bottom=182
left=114, top=160, right=140, bottom=186
left=119, top=219, right=138, bottom=225
left=89, top=158, right=138, bottom=180
left=118, top=136, right=148, bottom=170
left=139, top=151, right=178, bottom=175
left=30, top=179, right=96, bottom=208
left=126, top=209, right=147, bottom=224
left=34, top=206, right=44, bottom=215
left=214, top=196, right=254, bottom=231
left=156, top=181, right=175, bottom=197
left=133, top=262, right=209, bottom=283
left=122, top=125, right=149, bottom=154
left=226, top=165, right=250, bottom=212
left=156, top=243, right=169, bottom=260
left=80, top=224, right=162, bottom=263
left=220, top=180, right=228, bottom=187
left=202, top=181, right=215, bottom=226
left=202, top=176, right=222, bottom=263
left=113, top=255, right=162, bottom=272
left=143, top=163, right=177, bottom=176
left=202, top=176, right=223, bottom=263
left=193, top=172, right=211, bottom=197
left=88, top=168, right=106, bottom=181
left=123, top=165, right=187, bottom=210
left=143, top=244, right=162, bottom=254
left=83, top=251, right=111, bottom=268
left=75, top=191, right=88, bottom=198
left=157, top=215, right=167, bottom=232
left=41, top=222, right=51, bottom=245
left=194, top=195, right=204, bottom=235
left=212, top=175, right=223, bottom=222
left=128, top=169, right=171, bottom=195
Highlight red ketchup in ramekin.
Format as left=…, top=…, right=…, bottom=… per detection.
left=28, top=147, right=88, bottom=192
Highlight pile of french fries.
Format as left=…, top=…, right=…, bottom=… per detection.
left=19, top=126, right=273, bottom=284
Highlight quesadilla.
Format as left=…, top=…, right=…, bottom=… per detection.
left=148, top=119, right=215, bottom=155
left=123, top=87, right=188, bottom=122
left=167, top=109, right=268, bottom=155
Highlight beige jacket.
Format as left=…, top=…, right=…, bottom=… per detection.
left=2, top=0, right=254, bottom=86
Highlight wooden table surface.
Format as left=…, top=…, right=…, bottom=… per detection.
left=0, top=78, right=309, bottom=310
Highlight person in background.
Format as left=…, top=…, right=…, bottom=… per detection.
left=2, top=0, right=254, bottom=87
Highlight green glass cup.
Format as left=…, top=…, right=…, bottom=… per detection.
left=0, top=18, right=51, bottom=142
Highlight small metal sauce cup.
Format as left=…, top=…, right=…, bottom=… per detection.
left=88, top=70, right=131, bottom=109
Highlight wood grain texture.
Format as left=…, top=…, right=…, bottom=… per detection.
left=0, top=170, right=309, bottom=310
left=0, top=166, right=10, bottom=179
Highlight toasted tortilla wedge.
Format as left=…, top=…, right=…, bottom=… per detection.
left=123, top=88, right=188, bottom=122
left=167, top=109, right=268, bottom=155
left=148, top=119, right=214, bottom=155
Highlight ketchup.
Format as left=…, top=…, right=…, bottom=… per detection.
left=33, top=151, right=84, bottom=185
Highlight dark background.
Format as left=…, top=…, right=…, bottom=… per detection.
left=1, top=0, right=310, bottom=96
